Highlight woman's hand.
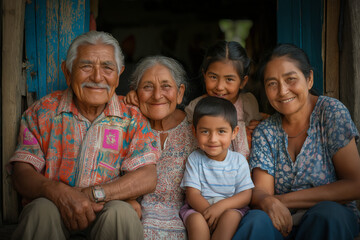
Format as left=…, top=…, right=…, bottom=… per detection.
left=252, top=168, right=292, bottom=236
left=263, top=195, right=293, bottom=237
left=126, top=199, right=142, bottom=219
left=123, top=90, right=139, bottom=106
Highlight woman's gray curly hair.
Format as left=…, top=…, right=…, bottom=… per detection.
left=130, top=55, right=187, bottom=93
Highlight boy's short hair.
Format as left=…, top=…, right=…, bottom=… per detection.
left=193, top=96, right=237, bottom=130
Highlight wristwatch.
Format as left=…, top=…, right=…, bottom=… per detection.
left=92, top=185, right=106, bottom=203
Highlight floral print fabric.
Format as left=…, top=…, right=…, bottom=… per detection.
left=141, top=118, right=198, bottom=239
left=250, top=95, right=360, bottom=219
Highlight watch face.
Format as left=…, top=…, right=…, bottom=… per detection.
left=95, top=189, right=105, bottom=198
left=93, top=186, right=106, bottom=202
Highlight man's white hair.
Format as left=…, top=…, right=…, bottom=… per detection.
left=65, top=31, right=124, bottom=74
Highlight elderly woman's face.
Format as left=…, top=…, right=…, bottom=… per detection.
left=65, top=44, right=122, bottom=110
left=264, top=56, right=313, bottom=116
left=137, top=64, right=185, bottom=121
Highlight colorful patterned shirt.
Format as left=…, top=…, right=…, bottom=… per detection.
left=10, top=88, right=158, bottom=188
left=250, top=95, right=360, bottom=220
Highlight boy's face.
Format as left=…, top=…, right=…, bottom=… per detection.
left=194, top=115, right=239, bottom=161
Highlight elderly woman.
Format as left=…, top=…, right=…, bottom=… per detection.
left=233, top=44, right=360, bottom=240
left=126, top=56, right=198, bottom=239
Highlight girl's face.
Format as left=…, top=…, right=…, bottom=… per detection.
left=264, top=56, right=313, bottom=117
left=203, top=60, right=247, bottom=104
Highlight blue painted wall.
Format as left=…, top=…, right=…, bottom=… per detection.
left=25, top=0, right=90, bottom=99
left=277, top=0, right=324, bottom=94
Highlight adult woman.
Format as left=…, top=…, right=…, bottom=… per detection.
left=128, top=56, right=197, bottom=239
left=233, top=44, right=360, bottom=240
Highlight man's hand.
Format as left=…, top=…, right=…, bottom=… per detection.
left=52, top=184, right=104, bottom=231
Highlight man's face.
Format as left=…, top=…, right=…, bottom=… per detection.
left=65, top=44, right=123, bottom=110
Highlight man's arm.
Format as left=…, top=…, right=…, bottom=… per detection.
left=12, top=162, right=103, bottom=230
left=82, top=164, right=157, bottom=202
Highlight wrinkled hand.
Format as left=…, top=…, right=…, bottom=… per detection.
left=123, top=90, right=139, bottom=107
left=202, top=203, right=226, bottom=233
left=126, top=199, right=142, bottom=219
left=52, top=185, right=104, bottom=231
left=263, top=196, right=292, bottom=237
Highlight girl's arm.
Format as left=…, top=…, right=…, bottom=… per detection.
left=186, top=187, right=211, bottom=213
left=275, top=138, right=360, bottom=208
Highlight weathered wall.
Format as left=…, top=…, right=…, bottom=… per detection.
left=340, top=0, right=360, bottom=149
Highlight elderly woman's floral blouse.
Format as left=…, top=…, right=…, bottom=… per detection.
left=250, top=95, right=360, bottom=220
left=141, top=118, right=198, bottom=239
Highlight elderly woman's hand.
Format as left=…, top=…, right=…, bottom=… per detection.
left=262, top=195, right=293, bottom=237
left=126, top=199, right=142, bottom=219
left=123, top=90, right=139, bottom=107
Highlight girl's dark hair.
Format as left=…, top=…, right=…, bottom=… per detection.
left=201, top=41, right=251, bottom=80
left=193, top=96, right=237, bottom=130
left=258, top=43, right=313, bottom=84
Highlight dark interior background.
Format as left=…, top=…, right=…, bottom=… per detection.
left=96, top=0, right=277, bottom=111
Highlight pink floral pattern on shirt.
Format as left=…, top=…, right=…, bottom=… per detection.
left=10, top=88, right=158, bottom=188
left=141, top=118, right=198, bottom=239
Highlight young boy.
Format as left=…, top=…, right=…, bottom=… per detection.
left=180, top=96, right=254, bottom=240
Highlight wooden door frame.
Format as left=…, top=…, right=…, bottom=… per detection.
left=2, top=0, right=25, bottom=223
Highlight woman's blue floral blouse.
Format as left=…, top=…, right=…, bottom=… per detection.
left=250, top=95, right=360, bottom=219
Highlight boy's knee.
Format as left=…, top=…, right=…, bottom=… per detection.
left=222, top=209, right=241, bottom=219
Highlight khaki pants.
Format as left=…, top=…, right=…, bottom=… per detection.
left=12, top=197, right=143, bottom=240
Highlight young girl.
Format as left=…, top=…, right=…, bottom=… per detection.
left=125, top=41, right=264, bottom=159
left=180, top=96, right=254, bottom=240
left=185, top=40, right=263, bottom=158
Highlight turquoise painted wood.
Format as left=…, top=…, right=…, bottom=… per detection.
left=25, top=0, right=90, bottom=99
left=24, top=0, right=38, bottom=93
left=277, top=0, right=324, bottom=94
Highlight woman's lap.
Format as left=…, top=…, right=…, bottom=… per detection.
left=232, top=201, right=359, bottom=240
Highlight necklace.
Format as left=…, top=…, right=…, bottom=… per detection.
left=287, top=125, right=309, bottom=138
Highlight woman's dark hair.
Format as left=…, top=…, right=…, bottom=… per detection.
left=193, top=96, right=237, bottom=131
left=258, top=43, right=313, bottom=83
left=201, top=41, right=251, bottom=80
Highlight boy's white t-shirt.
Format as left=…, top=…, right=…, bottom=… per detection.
left=180, top=149, right=254, bottom=200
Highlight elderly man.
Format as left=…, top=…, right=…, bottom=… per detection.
left=10, top=31, right=158, bottom=240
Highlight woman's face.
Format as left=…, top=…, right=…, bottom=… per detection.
left=203, top=60, right=247, bottom=104
left=137, top=64, right=185, bottom=121
left=264, top=56, right=313, bottom=117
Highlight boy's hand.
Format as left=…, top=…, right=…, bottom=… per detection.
left=123, top=90, right=139, bottom=107
left=202, top=203, right=226, bottom=232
